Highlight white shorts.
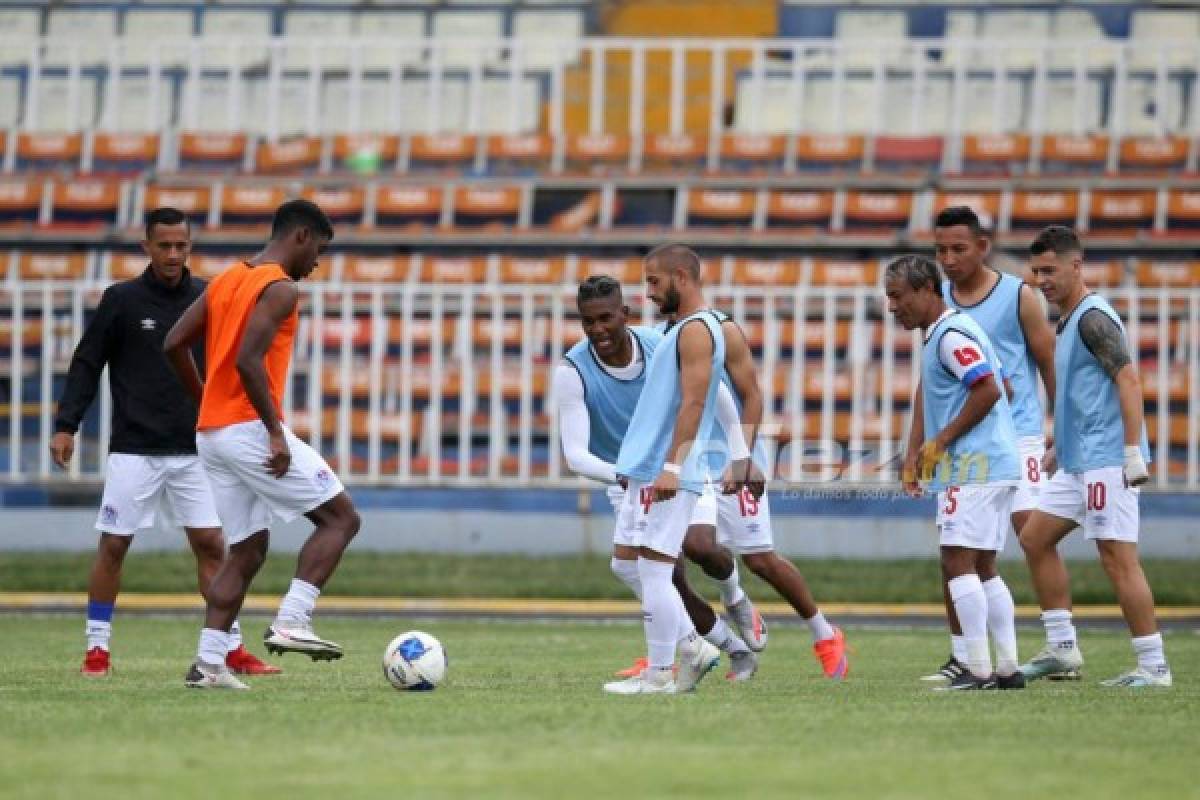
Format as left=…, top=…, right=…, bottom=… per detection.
left=196, top=420, right=345, bottom=544
left=622, top=479, right=699, bottom=557
left=96, top=453, right=221, bottom=535
left=1038, top=466, right=1139, bottom=543
left=936, top=484, right=1017, bottom=551
left=691, top=485, right=775, bottom=554
left=1013, top=435, right=1046, bottom=515
left=612, top=485, right=639, bottom=548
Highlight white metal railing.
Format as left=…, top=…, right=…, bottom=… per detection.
left=1, top=36, right=1198, bottom=148
left=2, top=281, right=1197, bottom=489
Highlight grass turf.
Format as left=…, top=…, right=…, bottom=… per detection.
left=0, top=615, right=1194, bottom=799
left=3, top=551, right=1200, bottom=605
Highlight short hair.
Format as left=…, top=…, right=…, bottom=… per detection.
left=1030, top=225, right=1082, bottom=258
left=144, top=206, right=189, bottom=239
left=270, top=198, right=334, bottom=242
left=885, top=254, right=943, bottom=298
left=933, top=205, right=983, bottom=236
left=645, top=242, right=701, bottom=280
left=577, top=275, right=622, bottom=307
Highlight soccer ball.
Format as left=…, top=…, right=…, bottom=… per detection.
left=382, top=631, right=446, bottom=691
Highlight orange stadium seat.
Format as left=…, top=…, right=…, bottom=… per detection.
left=410, top=134, right=477, bottom=172
left=1080, top=260, right=1128, bottom=288
left=487, top=134, right=553, bottom=174
left=578, top=256, right=641, bottom=283
left=810, top=258, right=880, bottom=287
left=795, top=134, right=864, bottom=172
left=420, top=256, right=489, bottom=283
left=178, top=132, right=247, bottom=171
left=0, top=177, right=44, bottom=227
left=387, top=318, right=460, bottom=349
left=928, top=191, right=1002, bottom=230
left=1135, top=260, right=1200, bottom=288
left=333, top=134, right=399, bottom=173
left=642, top=133, right=706, bottom=172
left=842, top=191, right=912, bottom=234
left=1141, top=365, right=1189, bottom=405
left=302, top=186, right=366, bottom=227
left=374, top=185, right=442, bottom=228
left=771, top=369, right=854, bottom=405
left=1145, top=414, right=1190, bottom=449
left=1039, top=135, right=1109, bottom=174
left=499, top=256, right=567, bottom=284
left=720, top=133, right=785, bottom=172
left=960, top=133, right=1031, bottom=175
left=565, top=133, right=631, bottom=174
left=1164, top=190, right=1200, bottom=235
left=1088, top=190, right=1156, bottom=235
left=50, top=180, right=120, bottom=226
left=188, top=254, right=235, bottom=279
left=255, top=137, right=321, bottom=174
left=219, top=184, right=286, bottom=228
left=687, top=189, right=754, bottom=228
left=16, top=132, right=82, bottom=172
left=108, top=252, right=148, bottom=280
left=872, top=135, right=943, bottom=173
left=91, top=132, right=160, bottom=174
left=143, top=184, right=211, bottom=228
left=453, top=186, right=520, bottom=228
left=1119, top=137, right=1188, bottom=174
left=765, top=190, right=834, bottom=230
left=472, top=317, right=524, bottom=348
left=343, top=254, right=411, bottom=283
left=732, top=258, right=801, bottom=287
left=1010, top=190, right=1079, bottom=231
left=18, top=252, right=88, bottom=280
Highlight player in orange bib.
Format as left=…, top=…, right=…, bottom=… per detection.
left=164, top=199, right=361, bottom=689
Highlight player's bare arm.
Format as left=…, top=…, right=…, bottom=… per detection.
left=237, top=280, right=299, bottom=478
left=1079, top=308, right=1148, bottom=485
left=902, top=380, right=924, bottom=496
left=656, top=319, right=713, bottom=502
left=163, top=292, right=208, bottom=406
left=918, top=377, right=1000, bottom=480
left=719, top=319, right=766, bottom=498
left=1018, top=282, right=1056, bottom=408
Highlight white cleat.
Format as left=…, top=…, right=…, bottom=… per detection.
left=676, top=638, right=721, bottom=692
left=263, top=623, right=344, bottom=661
left=603, top=668, right=676, bottom=695
left=725, top=649, right=758, bottom=683
left=1019, top=643, right=1084, bottom=682
left=184, top=661, right=249, bottom=690
left=1100, top=665, right=1173, bottom=688
left=726, top=598, right=768, bottom=652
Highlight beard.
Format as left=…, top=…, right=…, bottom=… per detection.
left=658, top=286, right=681, bottom=315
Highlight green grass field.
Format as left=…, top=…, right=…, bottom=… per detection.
left=1, top=615, right=1195, bottom=799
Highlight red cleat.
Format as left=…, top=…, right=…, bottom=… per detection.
left=226, top=645, right=282, bottom=675
left=81, top=647, right=111, bottom=677
left=614, top=657, right=648, bottom=678
left=813, top=627, right=849, bottom=680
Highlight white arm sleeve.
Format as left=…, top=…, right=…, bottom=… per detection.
left=937, top=330, right=995, bottom=387
left=714, top=380, right=750, bottom=460
left=553, top=364, right=618, bottom=484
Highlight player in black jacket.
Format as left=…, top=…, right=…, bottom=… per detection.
left=51, top=207, right=279, bottom=678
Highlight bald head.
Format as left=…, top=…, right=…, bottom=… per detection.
left=645, top=243, right=702, bottom=282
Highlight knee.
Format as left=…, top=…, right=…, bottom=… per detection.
left=342, top=508, right=362, bottom=539
left=742, top=553, right=773, bottom=579
left=97, top=536, right=131, bottom=567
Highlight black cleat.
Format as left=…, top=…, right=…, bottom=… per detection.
left=996, top=671, right=1026, bottom=690
left=934, top=670, right=997, bottom=691
left=921, top=655, right=968, bottom=683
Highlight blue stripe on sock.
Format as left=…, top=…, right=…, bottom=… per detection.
left=87, top=601, right=115, bottom=622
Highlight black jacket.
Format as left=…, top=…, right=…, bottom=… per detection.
left=54, top=266, right=205, bottom=455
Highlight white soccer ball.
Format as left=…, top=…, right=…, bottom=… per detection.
left=382, top=630, right=447, bottom=691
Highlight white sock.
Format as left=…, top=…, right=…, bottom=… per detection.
left=610, top=557, right=642, bottom=601
left=717, top=561, right=745, bottom=608
left=275, top=579, right=320, bottom=627
left=639, top=558, right=684, bottom=670
left=85, top=620, right=112, bottom=652
left=197, top=628, right=230, bottom=668
left=1131, top=632, right=1168, bottom=672
left=1041, top=608, right=1076, bottom=649
left=951, top=634, right=968, bottom=665
left=703, top=616, right=750, bottom=654
left=948, top=574, right=992, bottom=678
left=805, top=610, right=835, bottom=643
left=982, top=576, right=1019, bottom=676
left=227, top=619, right=243, bottom=652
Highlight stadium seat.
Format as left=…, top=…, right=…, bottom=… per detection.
left=302, top=187, right=366, bottom=228
left=578, top=256, right=641, bottom=284
left=356, top=12, right=427, bottom=70
left=387, top=318, right=461, bottom=351
left=1088, top=191, right=1156, bottom=236
left=108, top=252, right=148, bottom=281
left=642, top=133, right=706, bottom=173
left=1039, top=135, right=1109, bottom=174
left=50, top=181, right=120, bottom=227
left=979, top=10, right=1050, bottom=70
left=512, top=9, right=584, bottom=69
left=375, top=185, right=443, bottom=228
left=410, top=134, right=478, bottom=173
left=90, top=133, right=160, bottom=174
left=0, top=9, right=40, bottom=67
left=122, top=10, right=193, bottom=67
left=927, top=192, right=1002, bottom=232
left=732, top=259, right=801, bottom=287
left=183, top=255, right=231, bottom=280
left=720, top=134, right=785, bottom=173
left=1165, top=191, right=1200, bottom=235
left=420, top=256, right=490, bottom=283
left=255, top=138, right=322, bottom=174
left=219, top=185, right=287, bottom=229
left=283, top=10, right=355, bottom=70
left=1129, top=10, right=1200, bottom=70
left=686, top=189, right=754, bottom=229
left=794, top=135, right=864, bottom=173
left=834, top=10, right=907, bottom=69
left=0, top=78, right=17, bottom=128
left=1119, top=138, right=1189, bottom=174
left=343, top=255, right=411, bottom=283
left=453, top=186, right=521, bottom=228
left=0, top=178, right=45, bottom=227
left=498, top=256, right=567, bottom=284
left=565, top=134, right=631, bottom=174
left=178, top=132, right=247, bottom=172
left=1080, top=261, right=1128, bottom=289
left=1009, top=190, right=1079, bottom=232
left=18, top=252, right=88, bottom=281
left=431, top=10, right=504, bottom=69
left=45, top=8, right=116, bottom=66
left=872, top=136, right=943, bottom=174
left=487, top=134, right=553, bottom=175
left=765, top=191, right=834, bottom=231
left=1135, top=261, right=1200, bottom=289
left=1040, top=81, right=1104, bottom=137
left=1048, top=9, right=1113, bottom=69
left=471, top=317, right=525, bottom=349
left=16, top=132, right=82, bottom=172
left=842, top=191, right=912, bottom=234
left=200, top=10, right=272, bottom=68
left=143, top=184, right=212, bottom=229
left=333, top=134, right=400, bottom=173
left=809, top=259, right=879, bottom=287
left=959, top=134, right=1031, bottom=175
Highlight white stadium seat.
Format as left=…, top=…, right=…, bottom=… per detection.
left=200, top=10, right=272, bottom=68
left=45, top=8, right=117, bottom=65
left=1040, top=78, right=1103, bottom=134
left=512, top=10, right=583, bottom=69
left=1129, top=10, right=1200, bottom=69
left=1049, top=10, right=1115, bottom=69
left=431, top=10, right=503, bottom=69
left=284, top=11, right=355, bottom=70
left=979, top=10, right=1050, bottom=70
left=355, top=11, right=427, bottom=69
left=31, top=75, right=99, bottom=131
left=0, top=76, right=20, bottom=127
left=122, top=10, right=194, bottom=68
left=835, top=10, right=907, bottom=69
left=0, top=9, right=41, bottom=66
left=107, top=76, right=176, bottom=132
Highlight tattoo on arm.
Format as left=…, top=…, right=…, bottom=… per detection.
left=1078, top=309, right=1132, bottom=379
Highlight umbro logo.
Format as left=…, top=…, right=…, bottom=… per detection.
left=141, top=318, right=156, bottom=330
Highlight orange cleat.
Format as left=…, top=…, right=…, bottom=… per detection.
left=226, top=645, right=282, bottom=675
left=813, top=627, right=849, bottom=680
left=81, top=647, right=111, bottom=677
left=614, top=657, right=648, bottom=678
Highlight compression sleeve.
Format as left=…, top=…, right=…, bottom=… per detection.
left=553, top=364, right=618, bottom=484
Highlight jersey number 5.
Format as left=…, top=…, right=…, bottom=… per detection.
left=943, top=486, right=960, bottom=515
